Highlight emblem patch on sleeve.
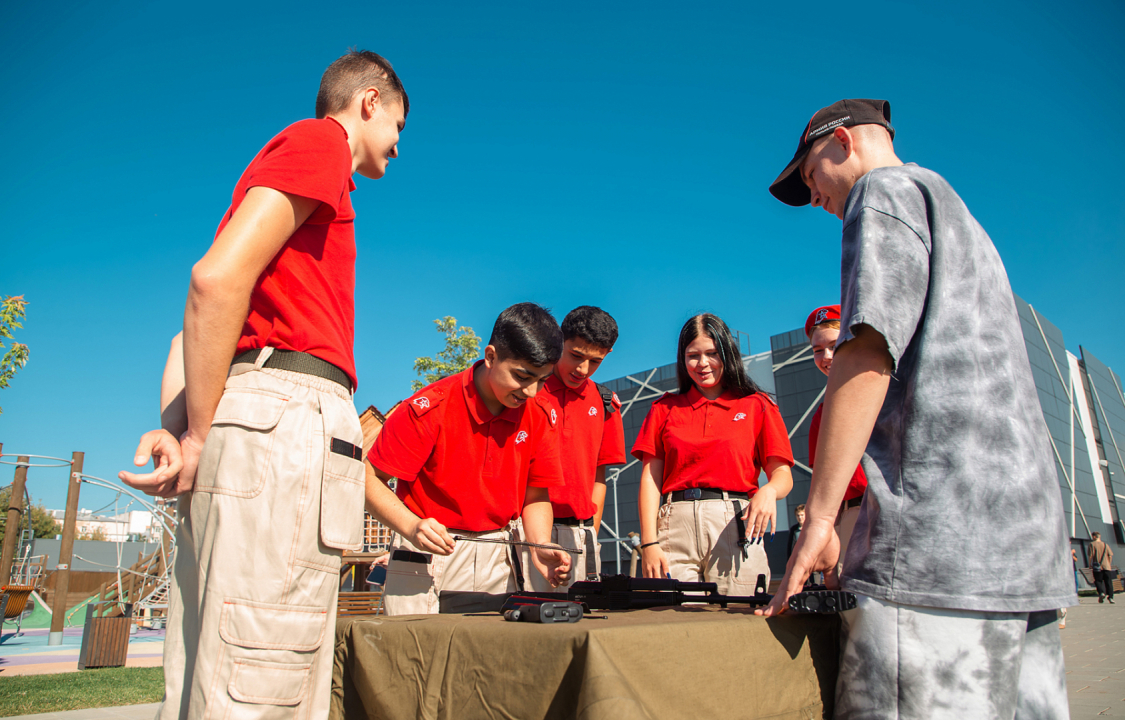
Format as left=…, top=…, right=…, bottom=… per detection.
left=414, top=397, right=430, bottom=410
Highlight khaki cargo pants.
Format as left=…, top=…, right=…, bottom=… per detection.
left=658, top=496, right=770, bottom=594
left=159, top=355, right=364, bottom=720
left=382, top=524, right=519, bottom=616
left=521, top=522, right=600, bottom=591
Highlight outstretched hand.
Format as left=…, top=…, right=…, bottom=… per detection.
left=755, top=519, right=840, bottom=617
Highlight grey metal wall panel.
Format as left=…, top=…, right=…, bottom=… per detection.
left=1079, top=347, right=1125, bottom=545
left=1014, top=296, right=1103, bottom=543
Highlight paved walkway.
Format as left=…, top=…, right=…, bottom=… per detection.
left=0, top=627, right=163, bottom=677
left=0, top=599, right=1122, bottom=717
left=1063, top=595, right=1125, bottom=718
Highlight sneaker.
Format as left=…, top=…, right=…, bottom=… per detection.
left=1111, top=598, right=1116, bottom=604
left=1100, top=595, right=1105, bottom=603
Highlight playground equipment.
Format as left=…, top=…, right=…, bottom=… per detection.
left=0, top=446, right=176, bottom=645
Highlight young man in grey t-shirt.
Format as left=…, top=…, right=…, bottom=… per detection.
left=760, top=99, right=1075, bottom=718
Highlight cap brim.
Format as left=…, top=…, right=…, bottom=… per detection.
left=769, top=150, right=811, bottom=206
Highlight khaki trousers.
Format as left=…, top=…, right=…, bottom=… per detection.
left=159, top=357, right=364, bottom=720
left=521, top=523, right=601, bottom=592
left=835, top=503, right=862, bottom=578
left=657, top=498, right=770, bottom=594
left=383, top=525, right=518, bottom=616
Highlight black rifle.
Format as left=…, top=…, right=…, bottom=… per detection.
left=439, top=573, right=856, bottom=615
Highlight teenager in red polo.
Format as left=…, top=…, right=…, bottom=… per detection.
left=119, top=52, right=408, bottom=720
left=634, top=313, right=795, bottom=593
left=804, top=305, right=868, bottom=577
left=366, top=303, right=572, bottom=615
left=522, top=306, right=626, bottom=590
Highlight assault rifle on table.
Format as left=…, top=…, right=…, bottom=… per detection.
left=439, top=573, right=856, bottom=616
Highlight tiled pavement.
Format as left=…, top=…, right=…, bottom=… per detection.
left=1063, top=595, right=1125, bottom=718
left=0, top=627, right=163, bottom=677
left=0, top=599, right=1122, bottom=718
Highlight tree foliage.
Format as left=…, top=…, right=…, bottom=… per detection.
left=0, top=295, right=29, bottom=415
left=0, top=486, right=63, bottom=547
left=412, top=316, right=481, bottom=391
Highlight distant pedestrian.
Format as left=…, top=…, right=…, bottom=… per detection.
left=1090, top=531, right=1115, bottom=604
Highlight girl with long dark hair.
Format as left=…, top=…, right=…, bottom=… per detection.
left=632, top=313, right=795, bottom=591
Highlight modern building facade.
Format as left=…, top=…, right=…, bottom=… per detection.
left=596, top=297, right=1125, bottom=580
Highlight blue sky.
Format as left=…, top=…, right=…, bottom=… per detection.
left=2, top=0, right=1123, bottom=510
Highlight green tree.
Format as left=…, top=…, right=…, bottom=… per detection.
left=0, top=295, right=29, bottom=415
left=412, top=316, right=481, bottom=391
left=0, top=487, right=63, bottom=547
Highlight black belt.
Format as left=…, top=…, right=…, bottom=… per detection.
left=844, top=497, right=862, bottom=509
left=555, top=516, right=594, bottom=527
left=669, top=489, right=750, bottom=502
left=233, top=349, right=351, bottom=391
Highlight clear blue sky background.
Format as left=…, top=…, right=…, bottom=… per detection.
left=2, top=0, right=1123, bottom=511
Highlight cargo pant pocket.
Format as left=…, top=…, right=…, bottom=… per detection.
left=383, top=552, right=438, bottom=615
left=196, top=388, right=291, bottom=497
left=319, top=403, right=365, bottom=551
left=219, top=599, right=327, bottom=718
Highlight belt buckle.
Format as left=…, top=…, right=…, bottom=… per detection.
left=684, top=488, right=702, bottom=500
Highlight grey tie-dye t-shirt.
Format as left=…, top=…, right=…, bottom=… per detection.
left=837, top=163, right=1075, bottom=613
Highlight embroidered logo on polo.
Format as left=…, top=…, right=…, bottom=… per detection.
left=733, top=413, right=747, bottom=422
left=551, top=409, right=558, bottom=425
left=612, top=392, right=620, bottom=404
left=515, top=431, right=529, bottom=444
left=814, top=308, right=830, bottom=324
left=413, top=397, right=430, bottom=410
left=588, top=406, right=598, bottom=416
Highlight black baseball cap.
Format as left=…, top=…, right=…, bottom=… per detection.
left=769, top=99, right=894, bottom=206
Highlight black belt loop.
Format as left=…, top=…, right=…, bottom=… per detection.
left=509, top=529, right=526, bottom=591
left=732, top=499, right=750, bottom=560
left=232, top=348, right=351, bottom=391
left=391, top=549, right=431, bottom=565
left=583, top=527, right=597, bottom=581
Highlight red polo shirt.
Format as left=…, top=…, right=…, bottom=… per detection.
left=808, top=404, right=868, bottom=502
left=542, top=375, right=627, bottom=520
left=631, top=387, right=794, bottom=494
left=368, top=362, right=565, bottom=531
left=221, top=118, right=360, bottom=389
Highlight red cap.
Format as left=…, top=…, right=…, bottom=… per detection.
left=805, top=305, right=841, bottom=338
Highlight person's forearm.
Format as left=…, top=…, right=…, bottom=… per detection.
left=182, top=273, right=252, bottom=436
left=160, top=333, right=188, bottom=438
left=638, top=458, right=664, bottom=544
left=764, top=462, right=794, bottom=499
left=521, top=486, right=554, bottom=544
left=591, top=467, right=608, bottom=533
left=364, top=464, right=422, bottom=537
left=805, top=326, right=892, bottom=530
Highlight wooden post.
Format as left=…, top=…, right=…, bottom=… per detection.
left=48, top=452, right=82, bottom=646
left=0, top=456, right=30, bottom=586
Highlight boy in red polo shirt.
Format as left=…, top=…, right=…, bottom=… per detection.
left=118, top=51, right=408, bottom=720
left=522, top=306, right=626, bottom=590
left=366, top=303, right=573, bottom=615
left=804, top=305, right=867, bottom=578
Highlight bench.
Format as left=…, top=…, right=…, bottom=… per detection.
left=338, top=591, right=383, bottom=617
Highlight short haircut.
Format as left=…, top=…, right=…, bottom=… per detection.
left=796, top=504, right=806, bottom=514
left=810, top=319, right=842, bottom=335
left=675, top=313, right=761, bottom=398
left=1093, top=532, right=1101, bottom=540
left=489, top=303, right=563, bottom=367
left=561, top=306, right=619, bottom=350
left=316, top=50, right=409, bottom=120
